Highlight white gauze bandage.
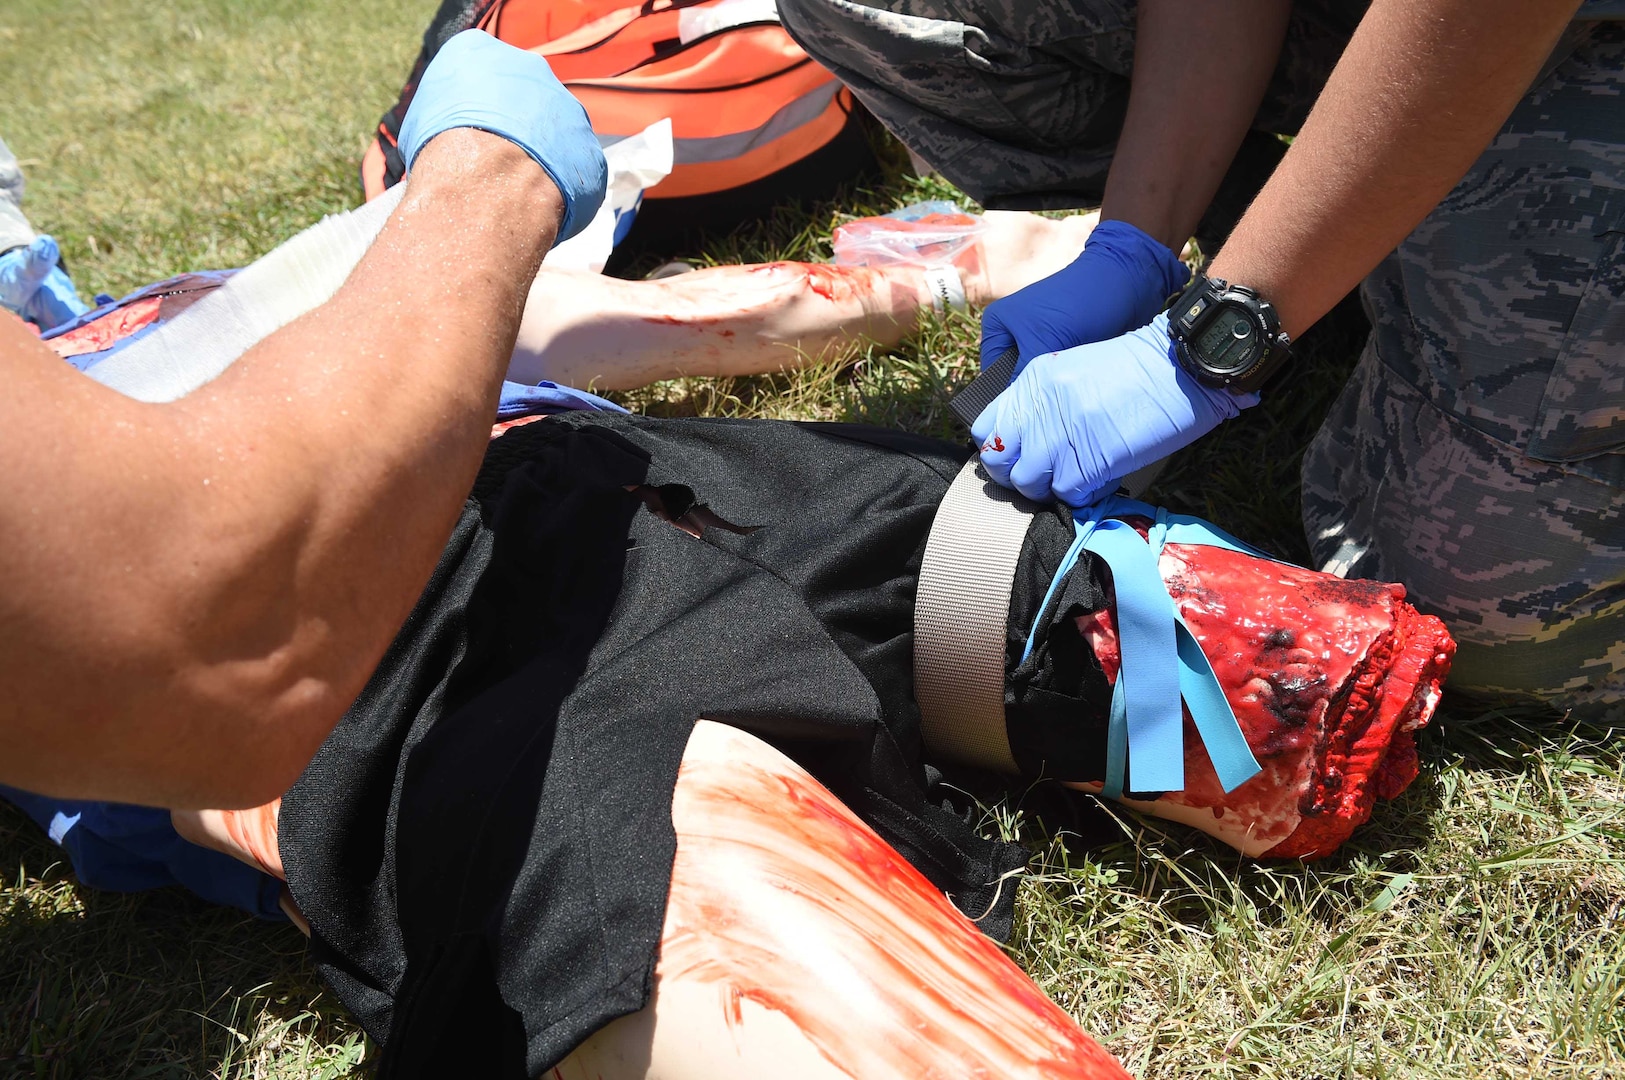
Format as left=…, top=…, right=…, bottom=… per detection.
left=88, top=186, right=406, bottom=402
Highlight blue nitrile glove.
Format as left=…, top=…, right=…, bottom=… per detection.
left=980, top=218, right=1190, bottom=375
left=970, top=313, right=1258, bottom=507
left=0, top=235, right=89, bottom=331
left=397, top=29, right=607, bottom=243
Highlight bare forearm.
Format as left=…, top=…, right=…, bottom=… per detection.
left=0, top=131, right=561, bottom=807
left=1102, top=0, right=1291, bottom=250
left=1208, top=0, right=1580, bottom=338
left=510, top=261, right=934, bottom=389
left=510, top=211, right=1102, bottom=390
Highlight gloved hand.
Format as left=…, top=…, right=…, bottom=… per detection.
left=0, top=235, right=89, bottom=332
left=397, top=29, right=608, bottom=243
left=970, top=313, right=1258, bottom=506
left=979, top=218, right=1190, bottom=374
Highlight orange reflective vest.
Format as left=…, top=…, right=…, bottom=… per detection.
left=362, top=0, right=860, bottom=208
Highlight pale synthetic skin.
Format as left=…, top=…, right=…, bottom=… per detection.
left=0, top=129, right=562, bottom=809
left=508, top=208, right=1100, bottom=390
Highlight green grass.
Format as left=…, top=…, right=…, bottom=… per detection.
left=3, top=2, right=1623, bottom=1077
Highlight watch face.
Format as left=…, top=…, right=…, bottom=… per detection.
left=1193, top=302, right=1260, bottom=374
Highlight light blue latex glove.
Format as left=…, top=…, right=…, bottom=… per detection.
left=979, top=218, right=1190, bottom=375
left=397, top=29, right=607, bottom=243
left=970, top=313, right=1258, bottom=507
left=0, top=235, right=89, bottom=331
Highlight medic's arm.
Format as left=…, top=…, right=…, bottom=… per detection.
left=1208, top=0, right=1582, bottom=338
left=0, top=131, right=561, bottom=810
left=1101, top=0, right=1294, bottom=250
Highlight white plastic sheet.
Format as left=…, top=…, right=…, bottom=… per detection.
left=87, top=119, right=675, bottom=402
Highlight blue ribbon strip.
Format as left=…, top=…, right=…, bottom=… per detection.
left=1023, top=495, right=1272, bottom=798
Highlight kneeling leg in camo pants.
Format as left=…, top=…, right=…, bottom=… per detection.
left=778, top=0, right=1624, bottom=712
left=1303, top=23, right=1625, bottom=715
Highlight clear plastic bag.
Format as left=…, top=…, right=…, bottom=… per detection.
left=831, top=201, right=984, bottom=269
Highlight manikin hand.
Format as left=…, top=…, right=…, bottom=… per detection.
left=0, top=235, right=89, bottom=331
left=970, top=313, right=1258, bottom=507
left=397, top=29, right=608, bottom=242
left=978, top=218, right=1189, bottom=374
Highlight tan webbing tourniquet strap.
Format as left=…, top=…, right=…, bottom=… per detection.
left=913, top=459, right=1039, bottom=774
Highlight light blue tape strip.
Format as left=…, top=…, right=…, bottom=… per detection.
left=1103, top=677, right=1129, bottom=800
left=1020, top=515, right=1101, bottom=666
left=1175, top=616, right=1262, bottom=790
left=1083, top=520, right=1184, bottom=793
left=1104, top=497, right=1267, bottom=794
left=1020, top=494, right=1278, bottom=797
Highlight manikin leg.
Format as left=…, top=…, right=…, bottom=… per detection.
left=176, top=721, right=1129, bottom=1079
left=555, top=721, right=1128, bottom=1080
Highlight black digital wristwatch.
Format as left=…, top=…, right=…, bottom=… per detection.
left=1166, top=276, right=1292, bottom=394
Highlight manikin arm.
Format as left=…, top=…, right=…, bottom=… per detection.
left=0, top=131, right=562, bottom=809
left=509, top=210, right=1099, bottom=391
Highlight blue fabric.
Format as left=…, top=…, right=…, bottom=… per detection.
left=0, top=786, right=287, bottom=920
left=610, top=195, right=642, bottom=249
left=0, top=235, right=89, bottom=331
left=1024, top=495, right=1266, bottom=798
left=1084, top=519, right=1186, bottom=794
left=396, top=29, right=608, bottom=242
left=497, top=379, right=625, bottom=419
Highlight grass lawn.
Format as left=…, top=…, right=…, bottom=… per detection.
left=3, top=2, right=1623, bottom=1077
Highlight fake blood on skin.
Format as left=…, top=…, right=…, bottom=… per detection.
left=211, top=798, right=286, bottom=879
left=662, top=723, right=1130, bottom=1079
left=1074, top=524, right=1453, bottom=858
left=44, top=296, right=163, bottom=358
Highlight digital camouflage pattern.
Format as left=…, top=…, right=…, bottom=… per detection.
left=1304, top=23, right=1625, bottom=713
left=778, top=0, right=1624, bottom=712
left=775, top=0, right=1368, bottom=213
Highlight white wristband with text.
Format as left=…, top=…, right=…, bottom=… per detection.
left=922, top=264, right=966, bottom=313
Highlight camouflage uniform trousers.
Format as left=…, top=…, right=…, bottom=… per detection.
left=775, top=0, right=1369, bottom=242
left=777, top=0, right=1625, bottom=712
left=1306, top=23, right=1625, bottom=714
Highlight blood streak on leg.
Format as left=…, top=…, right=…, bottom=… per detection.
left=736, top=261, right=884, bottom=305
left=215, top=798, right=285, bottom=879
left=801, top=263, right=879, bottom=303
left=660, top=721, right=1130, bottom=1079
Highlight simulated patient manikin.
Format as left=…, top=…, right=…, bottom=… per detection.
left=3, top=189, right=1454, bottom=1080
